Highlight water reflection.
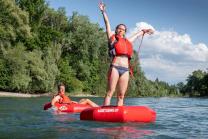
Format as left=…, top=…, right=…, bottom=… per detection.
left=48, top=107, right=155, bottom=138
left=92, top=125, right=154, bottom=139
left=50, top=109, right=79, bottom=122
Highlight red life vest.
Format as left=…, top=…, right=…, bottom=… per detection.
left=58, top=94, right=72, bottom=104
left=109, top=34, right=133, bottom=59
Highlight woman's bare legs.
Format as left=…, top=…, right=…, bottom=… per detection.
left=117, top=72, right=129, bottom=106
left=103, top=67, right=119, bottom=106
left=79, top=99, right=99, bottom=107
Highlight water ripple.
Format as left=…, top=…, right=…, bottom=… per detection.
left=0, top=97, right=208, bottom=139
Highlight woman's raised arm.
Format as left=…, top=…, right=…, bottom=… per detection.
left=99, top=2, right=113, bottom=40
left=128, top=29, right=154, bottom=43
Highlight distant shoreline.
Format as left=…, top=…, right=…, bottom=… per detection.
left=1, top=91, right=202, bottom=98
left=0, top=91, right=52, bottom=98
left=0, top=91, right=99, bottom=98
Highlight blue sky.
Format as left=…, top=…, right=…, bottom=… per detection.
left=47, top=0, right=208, bottom=84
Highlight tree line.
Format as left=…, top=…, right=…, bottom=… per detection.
left=0, top=0, right=207, bottom=97
left=176, top=70, right=208, bottom=97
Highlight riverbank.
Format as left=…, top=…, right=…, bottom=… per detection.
left=0, top=91, right=99, bottom=98
left=0, top=91, right=52, bottom=98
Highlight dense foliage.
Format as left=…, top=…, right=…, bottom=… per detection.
left=177, top=70, right=208, bottom=97
left=1, top=0, right=206, bottom=97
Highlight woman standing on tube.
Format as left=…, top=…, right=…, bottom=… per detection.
left=99, top=2, right=154, bottom=106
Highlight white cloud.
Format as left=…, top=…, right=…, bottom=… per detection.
left=129, top=22, right=156, bottom=34
left=128, top=22, right=208, bottom=84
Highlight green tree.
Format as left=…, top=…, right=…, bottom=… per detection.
left=63, top=12, right=107, bottom=93
left=4, top=43, right=31, bottom=92
left=0, top=57, right=12, bottom=90
left=184, top=70, right=207, bottom=96
left=0, top=0, right=31, bottom=47
left=16, top=0, right=47, bottom=32
left=57, top=58, right=83, bottom=92
left=201, top=72, right=208, bottom=96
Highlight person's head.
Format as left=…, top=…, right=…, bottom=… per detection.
left=115, top=24, right=127, bottom=37
left=58, top=83, right=65, bottom=95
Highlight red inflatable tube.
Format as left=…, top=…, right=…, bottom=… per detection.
left=80, top=106, right=156, bottom=123
left=43, top=102, right=92, bottom=113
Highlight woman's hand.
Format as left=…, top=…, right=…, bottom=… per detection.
left=142, top=29, right=154, bottom=35
left=99, top=2, right=106, bottom=13
left=99, top=1, right=112, bottom=39
left=128, top=28, right=154, bottom=43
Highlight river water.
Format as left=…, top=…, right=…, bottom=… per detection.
left=0, top=97, right=207, bottom=139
